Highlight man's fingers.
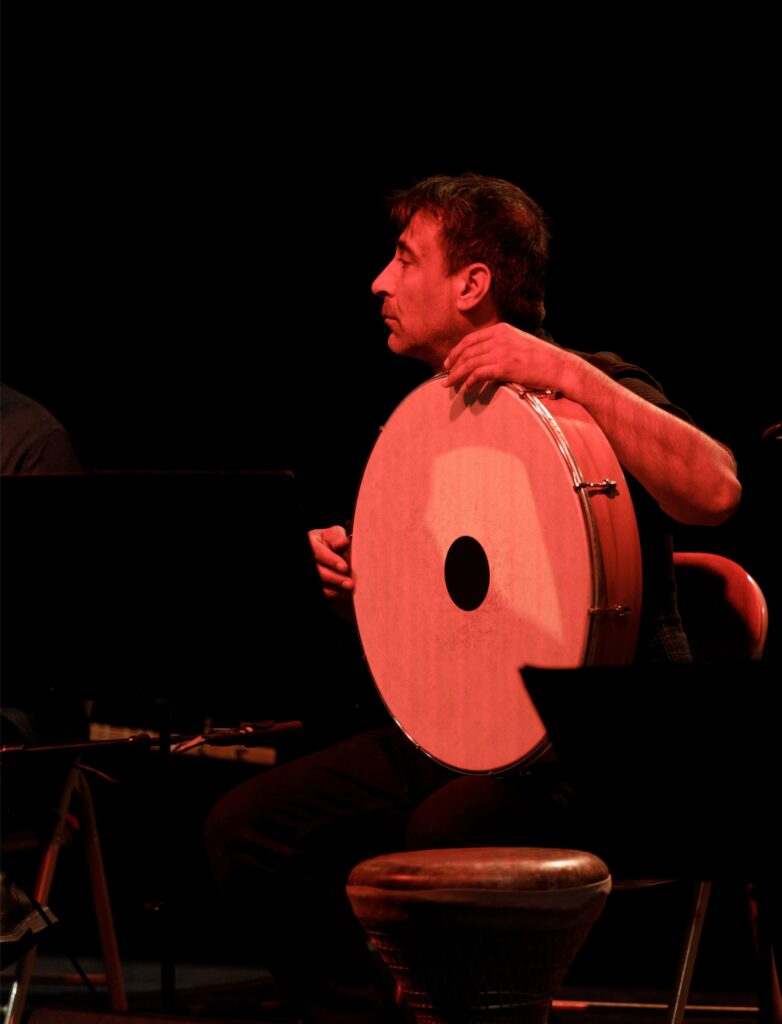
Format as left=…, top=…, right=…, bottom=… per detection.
left=317, top=547, right=350, bottom=574
left=443, top=343, right=494, bottom=379
left=443, top=354, right=488, bottom=387
left=309, top=527, right=353, bottom=600
left=465, top=365, right=500, bottom=388
left=317, top=564, right=354, bottom=590
left=310, top=533, right=350, bottom=573
left=326, top=532, right=351, bottom=551
left=444, top=332, right=495, bottom=368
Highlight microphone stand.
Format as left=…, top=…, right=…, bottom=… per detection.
left=0, top=720, right=305, bottom=758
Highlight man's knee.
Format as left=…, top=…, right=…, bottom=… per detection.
left=203, top=771, right=289, bottom=882
left=405, top=779, right=479, bottom=851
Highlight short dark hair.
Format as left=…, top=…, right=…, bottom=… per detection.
left=389, top=174, right=550, bottom=333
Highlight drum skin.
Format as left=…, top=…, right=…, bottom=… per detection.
left=351, top=377, right=642, bottom=774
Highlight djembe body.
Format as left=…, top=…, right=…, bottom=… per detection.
left=347, top=847, right=611, bottom=1024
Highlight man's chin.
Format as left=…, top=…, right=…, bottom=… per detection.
left=387, top=333, right=435, bottom=367
left=387, top=330, right=417, bottom=355
left=386, top=331, right=405, bottom=355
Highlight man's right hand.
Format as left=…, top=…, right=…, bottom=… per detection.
left=308, top=525, right=354, bottom=600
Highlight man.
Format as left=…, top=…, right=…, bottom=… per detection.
left=206, top=175, right=740, bottom=1024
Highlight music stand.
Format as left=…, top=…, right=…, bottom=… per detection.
left=1, top=470, right=329, bottom=715
left=522, top=663, right=779, bottom=879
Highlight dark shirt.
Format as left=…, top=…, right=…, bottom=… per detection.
left=571, top=350, right=694, bottom=664
left=1, top=384, right=83, bottom=475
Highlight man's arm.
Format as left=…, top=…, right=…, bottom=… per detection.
left=443, top=324, right=741, bottom=527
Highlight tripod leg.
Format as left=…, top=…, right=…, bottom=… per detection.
left=76, top=771, right=128, bottom=1011
left=3, top=766, right=79, bottom=1024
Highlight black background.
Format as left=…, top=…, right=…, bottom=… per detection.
left=2, top=7, right=779, bottom=988
left=3, top=21, right=778, bottom=729
left=4, top=13, right=777, bottom=584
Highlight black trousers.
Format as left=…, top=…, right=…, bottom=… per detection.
left=205, top=726, right=580, bottom=1024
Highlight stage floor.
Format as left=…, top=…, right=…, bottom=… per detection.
left=2, top=954, right=762, bottom=1023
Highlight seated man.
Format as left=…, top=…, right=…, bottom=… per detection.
left=205, top=174, right=740, bottom=1024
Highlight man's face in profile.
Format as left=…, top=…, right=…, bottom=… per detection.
left=371, top=212, right=463, bottom=369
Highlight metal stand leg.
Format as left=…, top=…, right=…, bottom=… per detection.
left=666, top=880, right=712, bottom=1024
left=4, top=766, right=79, bottom=1024
left=749, top=880, right=782, bottom=1024
left=76, top=771, right=128, bottom=1011
left=2, top=764, right=127, bottom=1023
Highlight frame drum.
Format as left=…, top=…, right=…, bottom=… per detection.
left=351, top=377, right=642, bottom=774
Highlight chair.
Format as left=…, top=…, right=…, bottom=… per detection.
left=673, top=552, right=768, bottom=663
left=603, top=552, right=776, bottom=1024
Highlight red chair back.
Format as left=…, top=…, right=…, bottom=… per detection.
left=674, top=552, right=768, bottom=662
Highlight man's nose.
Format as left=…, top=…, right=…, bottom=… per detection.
left=371, top=259, right=394, bottom=296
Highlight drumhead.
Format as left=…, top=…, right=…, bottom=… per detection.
left=351, top=377, right=640, bottom=773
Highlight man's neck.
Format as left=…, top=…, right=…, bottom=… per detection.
left=429, top=311, right=501, bottom=372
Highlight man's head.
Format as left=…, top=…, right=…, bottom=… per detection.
left=371, top=174, right=549, bottom=368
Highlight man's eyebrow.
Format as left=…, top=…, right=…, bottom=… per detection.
left=395, top=239, right=417, bottom=258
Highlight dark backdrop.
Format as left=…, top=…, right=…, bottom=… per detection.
left=3, top=15, right=779, bottom=712
left=4, top=15, right=778, bottom=658
left=2, top=7, right=778, bottom=994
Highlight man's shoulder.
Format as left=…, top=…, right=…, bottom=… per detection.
left=1, top=384, right=84, bottom=474
left=2, top=384, right=63, bottom=429
left=566, top=348, right=665, bottom=388
left=563, top=348, right=695, bottom=426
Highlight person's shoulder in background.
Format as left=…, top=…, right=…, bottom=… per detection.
left=1, top=384, right=85, bottom=474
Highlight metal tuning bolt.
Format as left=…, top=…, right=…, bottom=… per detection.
left=518, top=386, right=562, bottom=399
left=575, top=478, right=618, bottom=495
left=588, top=605, right=632, bottom=617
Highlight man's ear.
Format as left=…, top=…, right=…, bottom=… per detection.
left=455, top=262, right=492, bottom=312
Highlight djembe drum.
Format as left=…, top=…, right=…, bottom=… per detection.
left=347, top=847, right=611, bottom=1024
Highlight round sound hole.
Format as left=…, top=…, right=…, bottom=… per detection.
left=444, top=536, right=490, bottom=611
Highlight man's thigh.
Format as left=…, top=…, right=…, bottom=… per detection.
left=406, top=767, right=580, bottom=852
left=206, top=726, right=454, bottom=879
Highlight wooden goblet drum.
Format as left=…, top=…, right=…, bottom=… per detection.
left=347, top=847, right=611, bottom=1024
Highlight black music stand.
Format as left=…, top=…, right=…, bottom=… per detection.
left=1, top=470, right=329, bottom=720
left=522, top=663, right=779, bottom=879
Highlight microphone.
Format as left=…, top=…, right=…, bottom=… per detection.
left=187, top=720, right=304, bottom=750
